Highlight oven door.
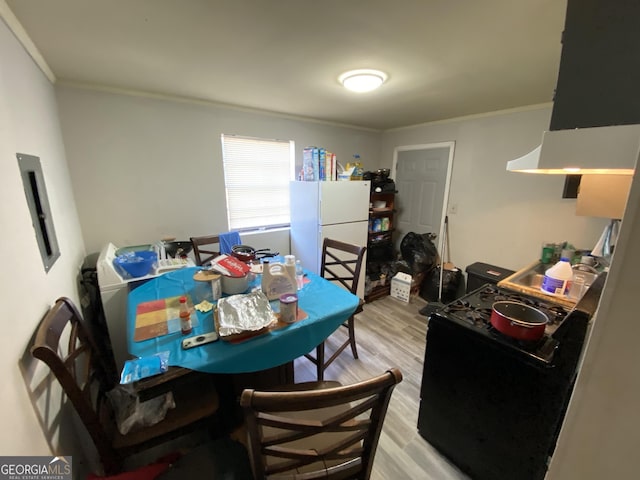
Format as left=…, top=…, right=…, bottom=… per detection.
left=418, top=315, right=573, bottom=480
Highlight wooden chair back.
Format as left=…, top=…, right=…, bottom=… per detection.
left=31, top=298, right=125, bottom=473
left=240, top=368, right=402, bottom=480
left=31, top=297, right=219, bottom=475
left=302, top=238, right=367, bottom=381
left=190, top=234, right=221, bottom=266
left=320, top=238, right=367, bottom=296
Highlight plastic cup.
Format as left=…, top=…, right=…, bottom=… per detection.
left=568, top=275, right=586, bottom=300
left=211, top=276, right=221, bottom=300
left=194, top=278, right=214, bottom=303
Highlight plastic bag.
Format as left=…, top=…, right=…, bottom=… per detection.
left=420, top=267, right=464, bottom=304
left=120, top=351, right=170, bottom=384
left=400, top=232, right=439, bottom=274
left=106, top=384, right=176, bottom=435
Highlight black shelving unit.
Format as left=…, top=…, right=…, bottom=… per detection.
left=365, top=191, right=397, bottom=302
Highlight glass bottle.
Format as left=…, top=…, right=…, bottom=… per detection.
left=179, top=296, right=192, bottom=335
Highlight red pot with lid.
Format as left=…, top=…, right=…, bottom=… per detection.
left=490, top=301, right=549, bottom=341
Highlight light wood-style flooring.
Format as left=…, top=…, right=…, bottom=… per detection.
left=294, top=294, right=469, bottom=480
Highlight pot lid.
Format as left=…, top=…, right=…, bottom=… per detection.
left=492, top=301, right=548, bottom=325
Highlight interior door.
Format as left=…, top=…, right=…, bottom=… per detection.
left=392, top=143, right=454, bottom=258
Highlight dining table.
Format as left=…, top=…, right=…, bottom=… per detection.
left=126, top=266, right=360, bottom=377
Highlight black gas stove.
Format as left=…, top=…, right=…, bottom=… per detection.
left=418, top=275, right=605, bottom=480
left=436, top=284, right=572, bottom=364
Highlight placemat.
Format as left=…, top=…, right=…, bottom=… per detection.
left=134, top=295, right=199, bottom=342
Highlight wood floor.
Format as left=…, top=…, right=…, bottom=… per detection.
left=294, top=294, right=469, bottom=480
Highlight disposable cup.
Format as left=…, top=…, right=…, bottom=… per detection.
left=568, top=276, right=586, bottom=300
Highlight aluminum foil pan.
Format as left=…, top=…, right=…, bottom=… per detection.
left=216, top=291, right=277, bottom=337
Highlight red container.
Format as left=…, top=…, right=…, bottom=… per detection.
left=490, top=301, right=548, bottom=341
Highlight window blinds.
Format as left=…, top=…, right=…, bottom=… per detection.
left=221, top=135, right=294, bottom=231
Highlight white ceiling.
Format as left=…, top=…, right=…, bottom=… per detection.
left=4, top=0, right=567, bottom=130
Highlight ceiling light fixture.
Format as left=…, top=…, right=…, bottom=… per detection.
left=339, top=69, right=388, bottom=93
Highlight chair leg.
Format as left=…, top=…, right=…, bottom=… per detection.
left=304, top=323, right=358, bottom=382
left=347, top=316, right=358, bottom=359
left=316, top=342, right=325, bottom=381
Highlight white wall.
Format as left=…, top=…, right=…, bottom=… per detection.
left=380, top=106, right=611, bottom=273
left=55, top=86, right=382, bottom=256
left=546, top=153, right=640, bottom=478
left=0, top=17, right=86, bottom=457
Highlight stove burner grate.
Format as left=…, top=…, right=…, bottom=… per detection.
left=491, top=292, right=537, bottom=306
left=441, top=284, right=571, bottom=335
left=463, top=307, right=491, bottom=323
left=445, top=300, right=471, bottom=312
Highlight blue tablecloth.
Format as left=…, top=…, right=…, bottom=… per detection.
left=127, top=267, right=359, bottom=374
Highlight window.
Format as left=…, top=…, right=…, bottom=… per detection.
left=17, top=153, right=60, bottom=272
left=221, top=134, right=294, bottom=231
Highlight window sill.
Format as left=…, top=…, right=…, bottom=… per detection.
left=239, top=226, right=291, bottom=237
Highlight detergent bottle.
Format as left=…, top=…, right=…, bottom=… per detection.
left=261, top=261, right=297, bottom=300
left=541, top=257, right=573, bottom=296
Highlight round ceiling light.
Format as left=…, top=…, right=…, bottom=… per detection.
left=339, top=69, right=388, bottom=93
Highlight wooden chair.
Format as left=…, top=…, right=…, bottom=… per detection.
left=304, top=238, right=367, bottom=381
left=240, top=368, right=403, bottom=480
left=31, top=297, right=220, bottom=475
left=190, top=234, right=221, bottom=266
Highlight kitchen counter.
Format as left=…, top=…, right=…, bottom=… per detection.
left=497, top=260, right=600, bottom=309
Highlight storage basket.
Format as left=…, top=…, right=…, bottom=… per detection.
left=390, top=272, right=412, bottom=303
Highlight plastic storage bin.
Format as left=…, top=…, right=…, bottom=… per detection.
left=391, top=272, right=412, bottom=303
left=465, top=262, right=515, bottom=293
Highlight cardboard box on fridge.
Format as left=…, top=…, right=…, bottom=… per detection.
left=337, top=166, right=364, bottom=181
left=302, top=146, right=320, bottom=181
left=390, top=272, right=412, bottom=303
left=338, top=166, right=355, bottom=181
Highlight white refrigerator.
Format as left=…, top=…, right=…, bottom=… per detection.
left=290, top=181, right=370, bottom=298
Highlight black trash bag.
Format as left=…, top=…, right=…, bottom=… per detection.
left=400, top=232, right=439, bottom=275
left=392, top=259, right=412, bottom=275
left=420, top=267, right=464, bottom=304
